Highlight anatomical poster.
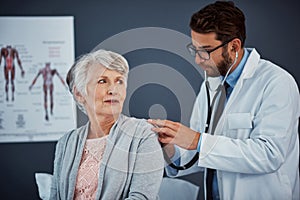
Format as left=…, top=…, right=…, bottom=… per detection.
left=0, top=16, right=76, bottom=142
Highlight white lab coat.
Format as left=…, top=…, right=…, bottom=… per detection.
left=168, top=48, right=300, bottom=200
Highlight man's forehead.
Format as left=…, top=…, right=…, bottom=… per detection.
left=191, top=31, right=220, bottom=48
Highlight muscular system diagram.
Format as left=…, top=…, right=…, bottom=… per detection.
left=29, top=62, right=67, bottom=121
left=0, top=45, right=25, bottom=101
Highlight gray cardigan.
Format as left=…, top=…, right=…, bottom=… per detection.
left=50, top=114, right=164, bottom=200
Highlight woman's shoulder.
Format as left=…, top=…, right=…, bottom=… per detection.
left=120, top=114, right=153, bottom=128
left=118, top=114, right=155, bottom=138
left=57, top=123, right=88, bottom=145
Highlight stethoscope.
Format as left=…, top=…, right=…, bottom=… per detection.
left=162, top=51, right=238, bottom=170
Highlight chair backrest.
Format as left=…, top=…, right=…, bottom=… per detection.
left=35, top=173, right=53, bottom=200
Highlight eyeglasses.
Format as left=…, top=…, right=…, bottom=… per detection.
left=187, top=38, right=234, bottom=60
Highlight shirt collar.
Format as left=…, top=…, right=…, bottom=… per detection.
left=224, top=48, right=249, bottom=88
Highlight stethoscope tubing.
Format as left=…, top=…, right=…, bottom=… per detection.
left=161, top=82, right=211, bottom=170
left=162, top=52, right=238, bottom=170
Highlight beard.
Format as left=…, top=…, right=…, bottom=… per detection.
left=216, top=49, right=233, bottom=76
left=201, top=48, right=234, bottom=77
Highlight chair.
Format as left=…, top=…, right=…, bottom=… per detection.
left=35, top=173, right=52, bottom=200
left=35, top=173, right=200, bottom=200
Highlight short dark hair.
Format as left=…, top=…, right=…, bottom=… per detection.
left=189, top=1, right=246, bottom=47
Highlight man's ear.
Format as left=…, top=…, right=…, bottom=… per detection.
left=74, top=87, right=85, bottom=103
left=231, top=38, right=242, bottom=52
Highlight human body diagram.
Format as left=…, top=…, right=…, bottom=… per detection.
left=29, top=62, right=66, bottom=121
left=0, top=45, right=25, bottom=101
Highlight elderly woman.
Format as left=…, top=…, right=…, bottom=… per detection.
left=50, top=49, right=164, bottom=200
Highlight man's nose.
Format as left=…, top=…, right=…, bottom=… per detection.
left=195, top=54, right=206, bottom=65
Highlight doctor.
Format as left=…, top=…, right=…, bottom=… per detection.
left=148, top=1, right=300, bottom=200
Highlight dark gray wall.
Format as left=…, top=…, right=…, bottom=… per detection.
left=1, top=0, right=299, bottom=199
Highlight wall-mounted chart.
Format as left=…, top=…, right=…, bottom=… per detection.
left=0, top=16, right=76, bottom=142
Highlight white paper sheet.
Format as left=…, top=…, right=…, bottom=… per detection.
left=0, top=16, right=76, bottom=142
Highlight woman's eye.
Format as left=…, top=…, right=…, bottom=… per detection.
left=117, top=79, right=124, bottom=84
left=98, top=79, right=106, bottom=84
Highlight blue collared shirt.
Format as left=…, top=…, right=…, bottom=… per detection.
left=223, top=49, right=249, bottom=97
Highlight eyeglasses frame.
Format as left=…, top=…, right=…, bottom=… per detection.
left=187, top=38, right=235, bottom=60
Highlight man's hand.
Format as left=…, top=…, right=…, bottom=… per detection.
left=161, top=143, right=176, bottom=158
left=148, top=119, right=200, bottom=150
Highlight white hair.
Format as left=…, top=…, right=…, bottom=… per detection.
left=66, top=49, right=129, bottom=114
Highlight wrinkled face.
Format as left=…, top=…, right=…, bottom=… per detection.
left=191, top=30, right=233, bottom=77
left=81, top=64, right=127, bottom=119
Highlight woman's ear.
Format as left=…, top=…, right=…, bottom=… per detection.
left=74, top=87, right=85, bottom=103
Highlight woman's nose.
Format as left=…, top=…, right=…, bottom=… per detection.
left=107, top=85, right=117, bottom=95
